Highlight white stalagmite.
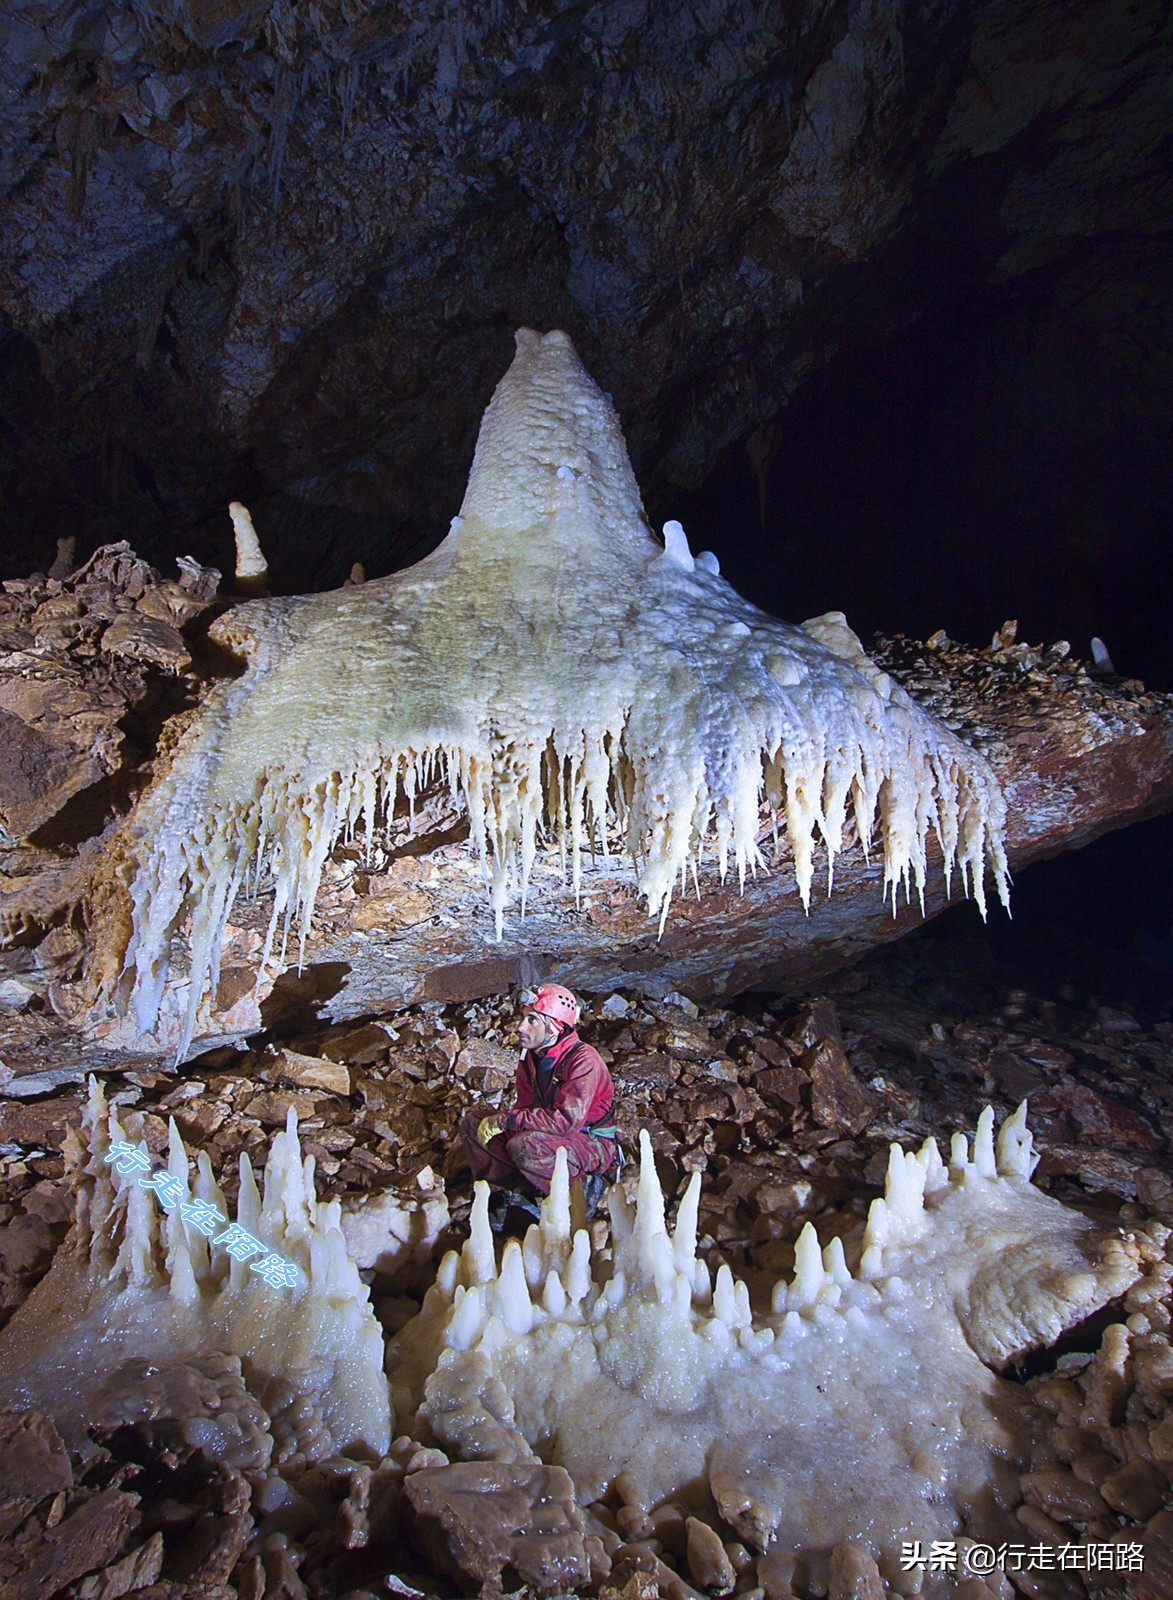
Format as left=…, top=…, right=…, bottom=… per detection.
left=98, top=329, right=1009, bottom=1058
left=0, top=1079, right=390, bottom=1462
left=389, top=1108, right=1159, bottom=1598
left=229, top=500, right=268, bottom=586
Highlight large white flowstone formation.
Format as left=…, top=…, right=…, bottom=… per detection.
left=93, top=329, right=1009, bottom=1058
left=389, top=1111, right=1156, bottom=1597
left=0, top=1079, right=391, bottom=1463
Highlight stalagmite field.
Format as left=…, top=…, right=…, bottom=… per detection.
left=0, top=1074, right=1166, bottom=1599
left=392, top=1112, right=1159, bottom=1595
left=0, top=1079, right=390, bottom=1465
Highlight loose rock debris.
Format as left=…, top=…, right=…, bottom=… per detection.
left=0, top=958, right=1170, bottom=1600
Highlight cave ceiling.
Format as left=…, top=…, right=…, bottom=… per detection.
left=1, top=0, right=1170, bottom=594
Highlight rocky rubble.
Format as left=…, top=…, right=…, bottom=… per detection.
left=1019, top=1261, right=1173, bottom=1600
left=0, top=542, right=219, bottom=826
left=406, top=1462, right=593, bottom=1595
left=0, top=917, right=1170, bottom=1597
left=0, top=541, right=220, bottom=962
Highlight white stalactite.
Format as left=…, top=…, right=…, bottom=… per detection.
left=98, top=329, right=1010, bottom=1059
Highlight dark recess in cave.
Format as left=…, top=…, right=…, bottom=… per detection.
left=670, top=278, right=1173, bottom=695
left=668, top=262, right=1173, bottom=996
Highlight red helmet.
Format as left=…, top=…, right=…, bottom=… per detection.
left=522, top=983, right=580, bottom=1029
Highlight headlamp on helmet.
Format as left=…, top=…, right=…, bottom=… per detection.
left=520, top=983, right=580, bottom=1030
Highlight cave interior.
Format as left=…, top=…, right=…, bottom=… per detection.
left=0, top=2, right=1172, bottom=1598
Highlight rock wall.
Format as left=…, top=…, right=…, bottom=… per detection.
left=2, top=0, right=1169, bottom=599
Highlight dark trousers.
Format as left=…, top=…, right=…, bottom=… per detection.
left=460, top=1110, right=614, bottom=1197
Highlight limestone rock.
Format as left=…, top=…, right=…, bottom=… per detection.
left=100, top=614, right=191, bottom=673
left=1135, top=1508, right=1173, bottom=1600
left=453, top=1037, right=515, bottom=1091
left=802, top=1037, right=878, bottom=1134
left=267, top=1049, right=352, bottom=1096
left=0, top=1410, right=73, bottom=1539
left=0, top=1094, right=82, bottom=1151
left=0, top=708, right=105, bottom=838
left=72, top=1533, right=164, bottom=1600
left=318, top=1024, right=393, bottom=1066
left=753, top=1064, right=807, bottom=1110
left=0, top=1215, right=56, bottom=1277
left=404, top=1461, right=590, bottom=1596
left=0, top=1487, right=139, bottom=1600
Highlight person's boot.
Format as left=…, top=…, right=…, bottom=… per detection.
left=487, top=1188, right=512, bottom=1233
left=488, top=1186, right=542, bottom=1234
left=581, top=1170, right=607, bottom=1220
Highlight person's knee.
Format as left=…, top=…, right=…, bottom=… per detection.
left=505, top=1134, right=551, bottom=1190
left=508, top=1132, right=557, bottom=1163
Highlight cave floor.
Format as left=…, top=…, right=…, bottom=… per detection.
left=1, top=904, right=1171, bottom=1597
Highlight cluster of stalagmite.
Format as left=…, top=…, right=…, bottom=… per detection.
left=0, top=1079, right=390, bottom=1462
left=389, top=1109, right=1155, bottom=1594
left=0, top=1088, right=1161, bottom=1596
left=90, top=329, right=1009, bottom=1058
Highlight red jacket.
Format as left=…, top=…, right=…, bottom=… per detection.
left=502, top=1029, right=614, bottom=1138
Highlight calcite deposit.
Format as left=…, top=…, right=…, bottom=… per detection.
left=391, top=1113, right=1159, bottom=1595
left=1, top=1061, right=1165, bottom=1600
left=0, top=1078, right=390, bottom=1465
left=92, top=329, right=1008, bottom=1060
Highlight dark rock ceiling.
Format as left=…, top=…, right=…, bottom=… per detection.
left=1, top=0, right=1170, bottom=674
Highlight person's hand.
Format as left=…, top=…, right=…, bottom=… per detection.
left=478, top=1116, right=505, bottom=1147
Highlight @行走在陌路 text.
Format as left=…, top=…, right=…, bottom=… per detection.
left=901, top=1540, right=1144, bottom=1575
left=102, top=1139, right=301, bottom=1290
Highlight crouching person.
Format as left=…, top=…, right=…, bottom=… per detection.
left=461, top=984, right=617, bottom=1228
